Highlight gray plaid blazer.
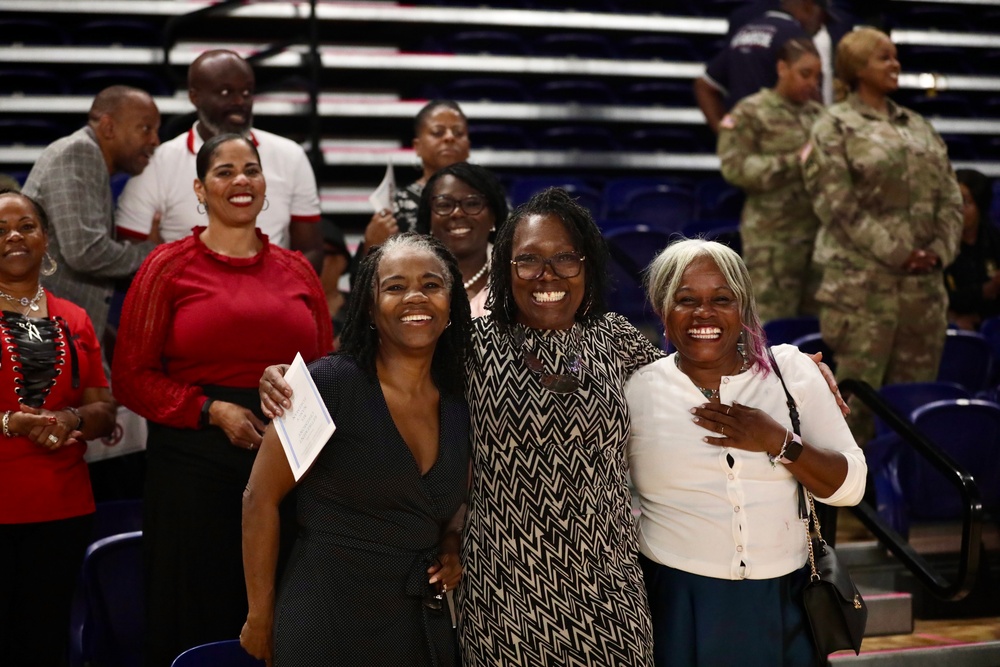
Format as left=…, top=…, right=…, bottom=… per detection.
left=22, top=127, right=155, bottom=343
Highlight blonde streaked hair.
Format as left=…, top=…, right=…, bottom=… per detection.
left=645, top=238, right=769, bottom=373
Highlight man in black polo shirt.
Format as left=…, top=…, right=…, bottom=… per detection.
left=695, top=0, right=830, bottom=133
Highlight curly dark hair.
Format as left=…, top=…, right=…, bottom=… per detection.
left=485, top=187, right=609, bottom=331
left=337, top=232, right=472, bottom=396
left=414, top=162, right=509, bottom=239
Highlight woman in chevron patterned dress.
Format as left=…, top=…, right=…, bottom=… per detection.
left=458, top=188, right=662, bottom=666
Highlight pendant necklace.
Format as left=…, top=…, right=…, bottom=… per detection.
left=675, top=354, right=749, bottom=400
left=0, top=285, right=43, bottom=313
left=0, top=285, right=45, bottom=342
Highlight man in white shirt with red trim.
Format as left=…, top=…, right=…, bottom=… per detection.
left=115, top=49, right=324, bottom=271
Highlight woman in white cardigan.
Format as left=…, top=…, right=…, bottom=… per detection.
left=625, top=239, right=866, bottom=667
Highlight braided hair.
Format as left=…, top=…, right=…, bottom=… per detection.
left=337, top=232, right=472, bottom=396
left=485, top=187, right=609, bottom=332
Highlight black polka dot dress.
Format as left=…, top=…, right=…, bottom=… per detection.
left=272, top=355, right=469, bottom=667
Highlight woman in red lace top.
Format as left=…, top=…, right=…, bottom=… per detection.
left=112, top=134, right=333, bottom=667
left=0, top=190, right=116, bottom=667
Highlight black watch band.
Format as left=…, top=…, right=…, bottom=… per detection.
left=200, top=398, right=215, bottom=428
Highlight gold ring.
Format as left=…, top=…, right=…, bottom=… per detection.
left=443, top=583, right=448, bottom=592
left=721, top=426, right=725, bottom=436
left=726, top=406, right=732, bottom=416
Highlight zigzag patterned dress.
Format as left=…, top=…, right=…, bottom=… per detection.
left=459, top=313, right=663, bottom=666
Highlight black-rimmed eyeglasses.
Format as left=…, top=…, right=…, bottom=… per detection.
left=431, top=194, right=487, bottom=217
left=511, top=252, right=585, bottom=281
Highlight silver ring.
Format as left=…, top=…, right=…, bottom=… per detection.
left=726, top=406, right=732, bottom=416
left=47, top=434, right=58, bottom=443
left=720, top=426, right=725, bottom=437
left=443, top=583, right=448, bottom=592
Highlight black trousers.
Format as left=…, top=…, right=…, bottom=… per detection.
left=0, top=514, right=93, bottom=667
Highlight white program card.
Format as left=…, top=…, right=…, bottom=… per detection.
left=274, top=353, right=336, bottom=481
left=368, top=161, right=396, bottom=213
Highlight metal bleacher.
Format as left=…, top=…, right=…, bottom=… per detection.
left=1, top=0, right=1000, bottom=235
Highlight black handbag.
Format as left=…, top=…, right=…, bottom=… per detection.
left=802, top=491, right=868, bottom=658
left=766, top=349, right=868, bottom=660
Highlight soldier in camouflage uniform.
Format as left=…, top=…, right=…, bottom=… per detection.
left=719, top=38, right=825, bottom=323
left=802, top=28, right=963, bottom=442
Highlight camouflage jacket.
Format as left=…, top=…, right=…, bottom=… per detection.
left=802, top=93, right=963, bottom=274
left=718, top=88, right=823, bottom=239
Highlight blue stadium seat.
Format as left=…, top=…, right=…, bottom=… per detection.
left=508, top=176, right=601, bottom=216
left=682, top=222, right=741, bottom=255
left=468, top=123, right=535, bottom=150
left=441, top=78, right=532, bottom=103
left=937, top=329, right=993, bottom=392
left=171, top=640, right=264, bottom=667
left=74, top=20, right=162, bottom=47
left=445, top=31, right=531, bottom=56
left=77, top=532, right=144, bottom=667
left=620, top=35, right=702, bottom=61
left=695, top=176, right=744, bottom=221
left=534, top=80, right=619, bottom=105
left=70, top=501, right=144, bottom=667
left=534, top=33, right=618, bottom=59
left=603, top=177, right=691, bottom=216
left=0, top=69, right=69, bottom=95
left=605, top=225, right=674, bottom=328
left=621, top=81, right=694, bottom=107
left=898, top=399, right=1000, bottom=520
left=535, top=125, right=621, bottom=152
left=0, top=119, right=69, bottom=146
left=875, top=381, right=971, bottom=436
left=762, top=316, right=820, bottom=345
left=72, top=69, right=173, bottom=96
left=623, top=127, right=707, bottom=153
left=0, top=18, right=70, bottom=45
left=606, top=185, right=696, bottom=232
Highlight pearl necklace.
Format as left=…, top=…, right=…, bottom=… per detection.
left=463, top=259, right=490, bottom=291
left=0, top=285, right=43, bottom=314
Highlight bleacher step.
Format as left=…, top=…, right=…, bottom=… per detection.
left=830, top=640, right=1000, bottom=666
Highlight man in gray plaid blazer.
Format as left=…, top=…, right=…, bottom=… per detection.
left=23, top=85, right=162, bottom=347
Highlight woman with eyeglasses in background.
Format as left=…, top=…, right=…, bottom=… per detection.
left=415, top=162, right=508, bottom=317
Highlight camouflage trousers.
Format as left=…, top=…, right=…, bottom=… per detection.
left=817, top=267, right=948, bottom=444
left=742, top=235, right=821, bottom=323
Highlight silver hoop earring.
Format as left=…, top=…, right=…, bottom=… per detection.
left=445, top=319, right=452, bottom=329
left=40, top=252, right=58, bottom=277
left=369, top=322, right=376, bottom=330
left=197, top=201, right=206, bottom=215
left=262, top=197, right=270, bottom=211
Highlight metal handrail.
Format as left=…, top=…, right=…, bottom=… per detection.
left=840, top=378, right=982, bottom=601
left=160, top=0, right=323, bottom=170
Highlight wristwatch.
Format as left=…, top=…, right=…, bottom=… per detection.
left=779, top=433, right=804, bottom=464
